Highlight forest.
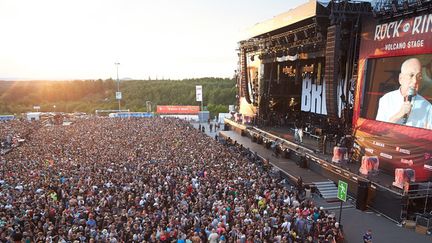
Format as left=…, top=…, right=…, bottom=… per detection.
left=0, top=78, right=236, bottom=117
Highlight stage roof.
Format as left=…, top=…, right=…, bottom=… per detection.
left=241, top=0, right=322, bottom=40
left=241, top=0, right=373, bottom=40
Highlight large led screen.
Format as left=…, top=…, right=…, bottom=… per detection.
left=360, top=54, right=432, bottom=130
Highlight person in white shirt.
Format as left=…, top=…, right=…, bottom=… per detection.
left=281, top=219, right=291, bottom=232
left=208, top=229, right=219, bottom=243
left=376, top=58, right=432, bottom=129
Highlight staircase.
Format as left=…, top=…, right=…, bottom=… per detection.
left=313, top=180, right=339, bottom=201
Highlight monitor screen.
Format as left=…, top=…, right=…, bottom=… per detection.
left=360, top=54, right=432, bottom=130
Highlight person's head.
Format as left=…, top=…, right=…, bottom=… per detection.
left=399, top=58, right=423, bottom=96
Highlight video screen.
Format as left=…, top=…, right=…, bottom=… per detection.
left=360, top=54, right=432, bottom=130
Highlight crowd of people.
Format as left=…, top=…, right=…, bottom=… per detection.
left=0, top=119, right=41, bottom=154
left=0, top=117, right=343, bottom=242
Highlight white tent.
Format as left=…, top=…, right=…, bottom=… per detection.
left=26, top=112, right=41, bottom=121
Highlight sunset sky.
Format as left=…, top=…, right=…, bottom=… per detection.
left=0, top=0, right=308, bottom=80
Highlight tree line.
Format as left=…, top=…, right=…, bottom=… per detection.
left=0, top=78, right=236, bottom=117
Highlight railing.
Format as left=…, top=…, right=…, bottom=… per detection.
left=405, top=182, right=432, bottom=201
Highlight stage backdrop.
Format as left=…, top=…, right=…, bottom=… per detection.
left=353, top=13, right=432, bottom=181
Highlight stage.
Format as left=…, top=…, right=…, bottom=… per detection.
left=254, top=124, right=397, bottom=189
left=222, top=118, right=432, bottom=223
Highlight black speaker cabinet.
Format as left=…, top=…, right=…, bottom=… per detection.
left=356, top=180, right=369, bottom=211
left=223, top=124, right=230, bottom=131
left=299, top=156, right=308, bottom=168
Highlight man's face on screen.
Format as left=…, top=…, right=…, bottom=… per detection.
left=399, top=58, right=422, bottom=97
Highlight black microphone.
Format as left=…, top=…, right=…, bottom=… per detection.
left=407, top=87, right=415, bottom=102
left=402, top=87, right=415, bottom=124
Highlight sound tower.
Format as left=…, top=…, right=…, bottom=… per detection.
left=239, top=47, right=252, bottom=104
left=324, top=25, right=341, bottom=118
left=356, top=180, right=369, bottom=211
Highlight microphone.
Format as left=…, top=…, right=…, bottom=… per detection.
left=407, top=87, right=415, bottom=102
left=402, top=87, right=415, bottom=124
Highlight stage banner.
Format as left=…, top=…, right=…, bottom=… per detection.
left=353, top=13, right=432, bottom=181
left=156, top=106, right=200, bottom=114
left=359, top=13, right=432, bottom=58
left=300, top=77, right=346, bottom=117
left=301, top=77, right=327, bottom=115
left=116, top=92, right=122, bottom=100
left=196, top=85, right=202, bottom=102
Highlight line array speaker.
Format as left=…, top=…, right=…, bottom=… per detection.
left=324, top=25, right=341, bottom=118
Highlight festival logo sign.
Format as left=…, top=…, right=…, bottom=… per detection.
left=361, top=13, right=432, bottom=56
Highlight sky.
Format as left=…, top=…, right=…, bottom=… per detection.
left=0, top=0, right=309, bottom=80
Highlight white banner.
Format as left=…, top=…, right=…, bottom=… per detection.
left=196, top=85, right=202, bottom=102
left=301, top=77, right=327, bottom=115
left=276, top=54, right=298, bottom=62
left=116, top=92, right=122, bottom=100
left=300, top=77, right=344, bottom=117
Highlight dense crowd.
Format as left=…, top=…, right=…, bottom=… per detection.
left=0, top=117, right=343, bottom=242
left=0, top=120, right=41, bottom=154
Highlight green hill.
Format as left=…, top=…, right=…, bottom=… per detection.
left=0, top=78, right=236, bottom=117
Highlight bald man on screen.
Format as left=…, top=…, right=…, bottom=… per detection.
left=376, top=58, right=432, bottom=129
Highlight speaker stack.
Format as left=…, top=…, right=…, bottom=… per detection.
left=298, top=156, right=308, bottom=168
left=324, top=25, right=341, bottom=118
left=356, top=180, right=369, bottom=211
left=223, top=123, right=230, bottom=131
